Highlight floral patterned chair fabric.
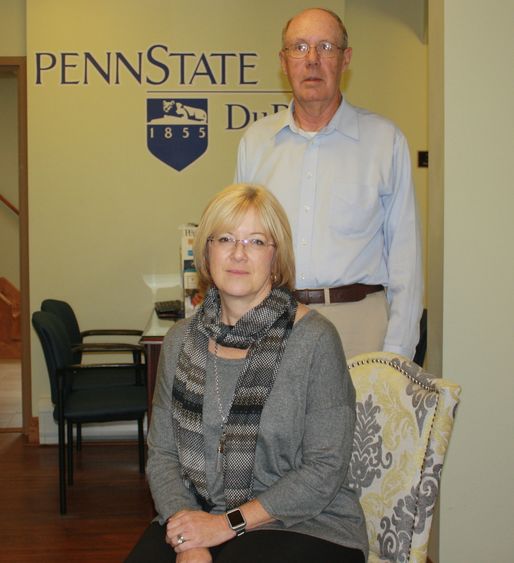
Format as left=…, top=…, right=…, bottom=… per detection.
left=347, top=352, right=461, bottom=563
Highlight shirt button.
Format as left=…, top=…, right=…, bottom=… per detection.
left=301, top=239, right=307, bottom=246
left=306, top=172, right=313, bottom=179
left=304, top=205, right=310, bottom=212
left=300, top=273, right=305, bottom=280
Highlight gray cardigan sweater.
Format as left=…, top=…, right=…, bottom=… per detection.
left=147, top=309, right=368, bottom=559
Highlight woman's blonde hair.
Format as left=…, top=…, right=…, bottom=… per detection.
left=193, top=184, right=296, bottom=293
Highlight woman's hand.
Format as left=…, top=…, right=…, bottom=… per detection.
left=176, top=547, right=212, bottom=563
left=166, top=510, right=234, bottom=552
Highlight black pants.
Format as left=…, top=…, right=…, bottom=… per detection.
left=125, top=522, right=365, bottom=563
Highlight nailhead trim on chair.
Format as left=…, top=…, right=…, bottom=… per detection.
left=348, top=356, right=436, bottom=393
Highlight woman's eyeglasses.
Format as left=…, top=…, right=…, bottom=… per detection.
left=208, top=236, right=275, bottom=253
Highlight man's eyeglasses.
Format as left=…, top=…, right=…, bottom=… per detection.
left=208, top=236, right=276, bottom=253
left=283, top=40, right=344, bottom=59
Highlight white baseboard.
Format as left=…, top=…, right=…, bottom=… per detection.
left=38, top=396, right=147, bottom=445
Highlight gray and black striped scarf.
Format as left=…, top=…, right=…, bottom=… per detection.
left=172, top=285, right=297, bottom=511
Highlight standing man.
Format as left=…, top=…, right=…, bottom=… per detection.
left=235, top=7, right=423, bottom=360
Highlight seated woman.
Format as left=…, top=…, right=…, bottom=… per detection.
left=126, top=184, right=368, bottom=563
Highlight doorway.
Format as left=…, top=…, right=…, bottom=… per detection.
left=0, top=57, right=31, bottom=438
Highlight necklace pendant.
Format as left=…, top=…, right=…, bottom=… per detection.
left=216, top=430, right=226, bottom=473
left=216, top=446, right=223, bottom=473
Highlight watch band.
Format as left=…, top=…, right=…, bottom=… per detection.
left=225, top=508, right=247, bottom=536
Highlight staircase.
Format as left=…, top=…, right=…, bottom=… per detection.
left=0, top=277, right=21, bottom=359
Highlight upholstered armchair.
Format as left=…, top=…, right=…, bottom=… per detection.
left=347, top=352, right=461, bottom=563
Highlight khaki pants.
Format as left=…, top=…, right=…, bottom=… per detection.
left=310, top=290, right=389, bottom=361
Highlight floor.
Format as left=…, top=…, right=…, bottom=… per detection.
left=0, top=432, right=154, bottom=562
left=0, top=359, right=22, bottom=429
left=0, top=358, right=155, bottom=560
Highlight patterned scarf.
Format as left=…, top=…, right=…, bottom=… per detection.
left=172, top=285, right=297, bottom=511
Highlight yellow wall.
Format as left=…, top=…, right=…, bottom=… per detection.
left=0, top=0, right=25, bottom=55
left=435, top=1, right=514, bottom=561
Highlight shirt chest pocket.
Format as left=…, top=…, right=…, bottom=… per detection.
left=329, top=182, right=382, bottom=237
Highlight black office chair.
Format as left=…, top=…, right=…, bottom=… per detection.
left=32, top=310, right=147, bottom=514
left=41, top=298, right=144, bottom=364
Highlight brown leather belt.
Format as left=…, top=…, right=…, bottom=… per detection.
left=293, top=284, right=384, bottom=305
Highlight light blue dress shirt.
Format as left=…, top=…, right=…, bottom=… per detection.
left=235, top=97, right=423, bottom=359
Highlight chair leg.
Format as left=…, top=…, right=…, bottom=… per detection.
left=57, top=372, right=67, bottom=515
left=58, top=417, right=67, bottom=515
left=76, top=423, right=82, bottom=451
left=67, top=422, right=74, bottom=486
left=138, top=418, right=145, bottom=473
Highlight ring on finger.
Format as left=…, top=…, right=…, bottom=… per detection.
left=176, top=534, right=186, bottom=545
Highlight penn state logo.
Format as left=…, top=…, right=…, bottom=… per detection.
left=147, top=98, right=208, bottom=171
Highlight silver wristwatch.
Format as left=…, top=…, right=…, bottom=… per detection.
left=225, top=508, right=246, bottom=536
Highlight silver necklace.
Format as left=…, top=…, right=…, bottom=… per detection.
left=213, top=341, right=232, bottom=473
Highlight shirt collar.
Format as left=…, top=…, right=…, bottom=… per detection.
left=268, top=103, right=294, bottom=139
left=274, top=96, right=360, bottom=141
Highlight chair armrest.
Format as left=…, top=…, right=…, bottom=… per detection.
left=57, top=363, right=147, bottom=399
left=81, top=329, right=143, bottom=337
left=73, top=342, right=144, bottom=353
left=58, top=363, right=147, bottom=385
left=66, top=362, right=145, bottom=370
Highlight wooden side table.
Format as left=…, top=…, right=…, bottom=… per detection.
left=140, top=311, right=175, bottom=419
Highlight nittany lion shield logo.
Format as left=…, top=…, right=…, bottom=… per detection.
left=147, top=98, right=208, bottom=171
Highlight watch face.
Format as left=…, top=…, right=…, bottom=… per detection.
left=227, top=509, right=245, bottom=528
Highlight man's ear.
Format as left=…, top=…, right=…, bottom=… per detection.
left=279, top=50, right=288, bottom=76
left=341, top=47, right=353, bottom=72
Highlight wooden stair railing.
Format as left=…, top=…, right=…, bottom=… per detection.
left=0, top=277, right=21, bottom=359
left=0, top=193, right=19, bottom=216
